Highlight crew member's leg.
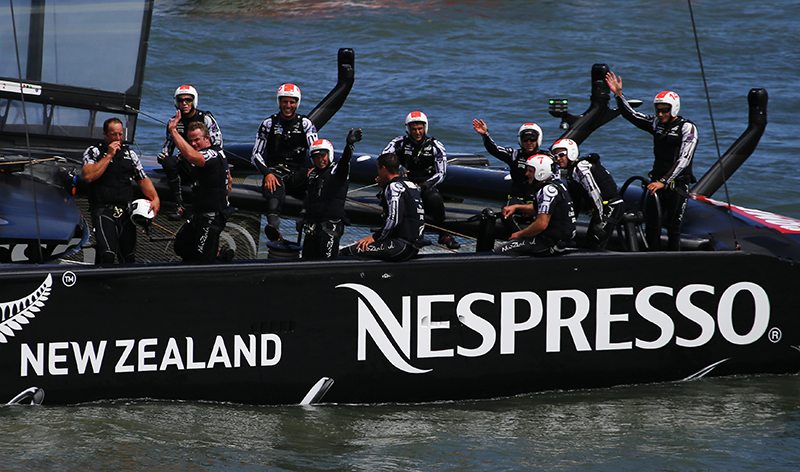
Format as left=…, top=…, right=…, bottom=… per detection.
left=118, top=210, right=138, bottom=263
left=644, top=192, right=663, bottom=251
left=262, top=174, right=287, bottom=240
left=665, top=183, right=688, bottom=251
left=92, top=206, right=121, bottom=265
left=587, top=202, right=623, bottom=250
left=160, top=154, right=186, bottom=221
left=421, top=185, right=459, bottom=249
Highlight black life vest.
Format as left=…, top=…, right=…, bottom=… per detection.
left=508, top=149, right=537, bottom=199
left=567, top=158, right=621, bottom=213
left=395, top=137, right=438, bottom=182
left=305, top=166, right=348, bottom=222
left=89, top=143, right=135, bottom=206
left=175, top=109, right=212, bottom=139
left=540, top=180, right=577, bottom=243
left=381, top=177, right=425, bottom=243
left=265, top=113, right=310, bottom=170
left=192, top=145, right=228, bottom=213
left=651, top=116, right=695, bottom=182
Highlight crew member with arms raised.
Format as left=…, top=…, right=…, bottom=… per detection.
left=301, top=128, right=362, bottom=260
left=605, top=71, right=698, bottom=251
left=472, top=119, right=544, bottom=232
left=82, top=117, right=160, bottom=264
left=252, top=83, right=318, bottom=242
left=383, top=111, right=459, bottom=249
left=168, top=113, right=231, bottom=263
left=157, top=85, right=223, bottom=220
left=552, top=138, right=622, bottom=249
left=496, top=154, right=576, bottom=256
left=341, top=152, right=426, bottom=262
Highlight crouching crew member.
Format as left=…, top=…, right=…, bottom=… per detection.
left=157, top=85, right=223, bottom=221
left=496, top=154, right=576, bottom=256
left=472, top=119, right=544, bottom=233
left=605, top=71, right=698, bottom=251
left=383, top=111, right=459, bottom=249
left=168, top=114, right=231, bottom=263
left=302, top=128, right=363, bottom=260
left=252, top=83, right=318, bottom=242
left=82, top=117, right=160, bottom=264
left=341, top=152, right=426, bottom=262
left=552, top=138, right=622, bottom=249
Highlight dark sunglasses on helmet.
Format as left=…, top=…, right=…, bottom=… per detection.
left=521, top=136, right=538, bottom=143
left=655, top=107, right=671, bottom=115
left=175, top=97, right=194, bottom=104
left=554, top=151, right=568, bottom=159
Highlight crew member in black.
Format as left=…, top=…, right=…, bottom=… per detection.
left=341, top=152, right=426, bottom=262
left=301, top=128, right=362, bottom=260
left=382, top=110, right=459, bottom=249
left=82, top=117, right=160, bottom=264
left=496, top=154, right=576, bottom=256
left=157, top=85, right=223, bottom=221
left=252, top=83, right=318, bottom=242
left=605, top=71, right=699, bottom=251
left=472, top=119, right=544, bottom=232
left=552, top=138, right=623, bottom=249
left=169, top=116, right=231, bottom=263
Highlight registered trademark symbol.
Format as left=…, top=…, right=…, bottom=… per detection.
left=62, top=271, right=76, bottom=287
left=768, top=327, right=782, bottom=343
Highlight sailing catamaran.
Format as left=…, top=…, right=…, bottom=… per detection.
left=1, top=0, right=798, bottom=406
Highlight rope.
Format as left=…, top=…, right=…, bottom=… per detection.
left=688, top=0, right=740, bottom=250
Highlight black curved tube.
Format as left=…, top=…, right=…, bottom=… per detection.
left=692, top=88, right=768, bottom=196
left=307, top=48, right=355, bottom=131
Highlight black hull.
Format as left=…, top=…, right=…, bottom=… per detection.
left=1, top=251, right=797, bottom=405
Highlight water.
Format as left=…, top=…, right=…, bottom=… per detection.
left=4, top=1, right=800, bottom=470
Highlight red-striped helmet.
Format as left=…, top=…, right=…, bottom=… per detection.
left=518, top=122, right=542, bottom=147
left=174, top=85, right=198, bottom=108
left=525, top=153, right=555, bottom=182
left=309, top=138, right=334, bottom=158
left=277, top=83, right=302, bottom=108
left=654, top=90, right=680, bottom=117
left=405, top=110, right=428, bottom=135
left=551, top=138, right=579, bottom=162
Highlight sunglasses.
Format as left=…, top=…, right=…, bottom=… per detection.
left=521, top=137, right=538, bottom=143
left=554, top=151, right=568, bottom=159
left=175, top=97, right=194, bottom=104
left=655, top=107, right=671, bottom=115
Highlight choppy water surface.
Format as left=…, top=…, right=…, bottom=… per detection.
left=3, top=1, right=800, bottom=470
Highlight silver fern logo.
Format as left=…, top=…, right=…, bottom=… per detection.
left=0, top=274, right=52, bottom=343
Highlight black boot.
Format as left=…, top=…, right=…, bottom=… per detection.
left=438, top=234, right=460, bottom=250
left=167, top=177, right=186, bottom=221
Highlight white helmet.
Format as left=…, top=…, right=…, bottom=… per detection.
left=405, top=110, right=428, bottom=135
left=130, top=199, right=155, bottom=226
left=276, top=83, right=302, bottom=108
left=309, top=138, right=334, bottom=159
left=654, top=90, right=680, bottom=117
left=551, top=138, right=579, bottom=162
left=525, top=154, right=556, bottom=182
left=174, top=84, right=198, bottom=108
left=518, top=122, right=543, bottom=147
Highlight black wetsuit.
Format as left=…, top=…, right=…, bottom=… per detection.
left=480, top=133, right=539, bottom=232
left=616, top=95, right=698, bottom=250
left=252, top=113, right=318, bottom=229
left=382, top=135, right=447, bottom=234
left=83, top=143, right=148, bottom=264
left=565, top=155, right=623, bottom=249
left=174, top=144, right=230, bottom=263
left=342, top=176, right=425, bottom=262
left=495, top=179, right=576, bottom=256
left=159, top=109, right=222, bottom=207
left=301, top=144, right=354, bottom=260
